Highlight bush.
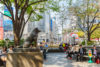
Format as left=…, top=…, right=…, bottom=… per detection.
left=81, top=40, right=85, bottom=45
left=81, top=40, right=94, bottom=45
left=8, top=41, right=14, bottom=47
left=20, top=39, right=25, bottom=45
left=87, top=41, right=94, bottom=45
left=0, top=40, right=6, bottom=46
left=0, top=39, right=25, bottom=47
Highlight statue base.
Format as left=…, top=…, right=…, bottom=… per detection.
left=6, top=48, right=43, bottom=67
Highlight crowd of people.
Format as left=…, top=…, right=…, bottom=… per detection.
left=65, top=44, right=100, bottom=63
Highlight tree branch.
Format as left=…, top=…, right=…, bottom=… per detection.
left=25, top=11, right=33, bottom=24
left=1, top=0, right=14, bottom=21
left=89, top=9, right=99, bottom=31
left=90, top=24, right=100, bottom=34
left=28, top=0, right=47, bottom=7
left=19, top=19, right=26, bottom=38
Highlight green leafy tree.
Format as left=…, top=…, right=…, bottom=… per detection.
left=91, top=28, right=100, bottom=41
left=0, top=0, right=60, bottom=46
left=76, top=31, right=84, bottom=38
left=69, top=0, right=100, bottom=41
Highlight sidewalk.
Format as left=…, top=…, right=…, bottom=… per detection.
left=43, top=53, right=100, bottom=67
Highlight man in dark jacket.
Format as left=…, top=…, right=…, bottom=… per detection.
left=43, top=49, right=47, bottom=60
left=77, top=45, right=84, bottom=61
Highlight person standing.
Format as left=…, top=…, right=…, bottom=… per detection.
left=40, top=42, right=43, bottom=50
left=43, top=49, right=47, bottom=60
left=92, top=45, right=98, bottom=62
left=44, top=43, right=48, bottom=53
left=78, top=45, right=84, bottom=61
left=44, top=43, right=48, bottom=48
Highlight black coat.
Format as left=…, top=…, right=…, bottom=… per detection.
left=78, top=48, right=86, bottom=55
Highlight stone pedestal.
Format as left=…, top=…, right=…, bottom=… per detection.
left=6, top=52, right=43, bottom=67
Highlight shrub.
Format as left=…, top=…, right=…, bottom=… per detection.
left=0, top=40, right=6, bottom=47
left=8, top=41, right=14, bottom=47
left=20, top=39, right=25, bottom=45
left=87, top=41, right=94, bottom=45
left=81, top=40, right=94, bottom=45
left=0, top=39, right=25, bottom=47
left=81, top=40, right=85, bottom=45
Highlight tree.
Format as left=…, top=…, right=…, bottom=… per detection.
left=76, top=31, right=84, bottom=38
left=91, top=27, right=100, bottom=41
left=0, top=0, right=60, bottom=46
left=69, top=0, right=100, bottom=41
left=55, top=0, right=73, bottom=42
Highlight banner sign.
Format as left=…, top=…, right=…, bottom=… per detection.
left=0, top=27, right=4, bottom=40
left=50, top=19, right=53, bottom=32
left=0, top=14, right=3, bottom=27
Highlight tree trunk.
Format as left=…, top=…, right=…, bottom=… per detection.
left=13, top=20, right=22, bottom=46
left=14, top=35, right=20, bottom=46
left=14, top=29, right=21, bottom=46
left=87, top=32, right=91, bottom=42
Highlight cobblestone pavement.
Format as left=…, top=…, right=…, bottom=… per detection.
left=43, top=53, right=100, bottom=67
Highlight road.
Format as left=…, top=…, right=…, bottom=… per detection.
left=43, top=53, right=100, bottom=67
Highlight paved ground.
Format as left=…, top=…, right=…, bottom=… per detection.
left=43, top=53, right=100, bottom=67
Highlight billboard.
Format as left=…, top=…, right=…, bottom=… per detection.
left=50, top=19, right=53, bottom=32
left=4, top=6, right=12, bottom=17
left=3, top=20, right=13, bottom=31
left=0, top=27, right=4, bottom=40
left=0, top=14, right=4, bottom=40
left=0, top=13, right=3, bottom=27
